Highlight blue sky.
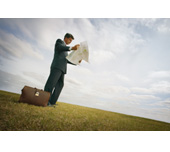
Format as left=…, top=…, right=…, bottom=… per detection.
left=0, top=18, right=170, bottom=123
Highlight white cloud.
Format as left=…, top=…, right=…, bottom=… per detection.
left=94, top=19, right=146, bottom=55
left=115, top=73, right=130, bottom=82
left=148, top=71, right=170, bottom=79
left=136, top=18, right=170, bottom=34
left=129, top=94, right=161, bottom=101
left=156, top=19, right=170, bottom=34
left=65, top=76, right=82, bottom=86
left=150, top=81, right=170, bottom=94
left=91, top=50, right=116, bottom=65
left=131, top=87, right=152, bottom=94
left=2, top=19, right=59, bottom=51
left=0, top=29, right=44, bottom=60
left=163, top=98, right=170, bottom=105
left=137, top=18, right=158, bottom=29
left=131, top=80, right=170, bottom=96
left=22, top=71, right=47, bottom=85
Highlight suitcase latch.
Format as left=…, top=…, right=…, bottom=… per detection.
left=35, top=91, right=40, bottom=97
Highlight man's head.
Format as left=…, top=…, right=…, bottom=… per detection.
left=64, top=33, right=74, bottom=45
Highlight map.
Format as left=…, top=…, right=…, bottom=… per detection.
left=66, top=41, right=89, bottom=65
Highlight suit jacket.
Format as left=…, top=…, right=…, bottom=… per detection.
left=50, top=39, right=75, bottom=74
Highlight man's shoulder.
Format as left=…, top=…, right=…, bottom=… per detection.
left=56, top=39, right=64, bottom=44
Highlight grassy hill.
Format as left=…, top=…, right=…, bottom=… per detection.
left=0, top=90, right=170, bottom=131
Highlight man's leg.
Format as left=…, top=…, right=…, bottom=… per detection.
left=44, top=68, right=62, bottom=104
left=50, top=73, right=65, bottom=104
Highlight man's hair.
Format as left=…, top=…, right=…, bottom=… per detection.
left=64, top=33, right=74, bottom=40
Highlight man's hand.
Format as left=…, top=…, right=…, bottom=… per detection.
left=79, top=59, right=82, bottom=63
left=71, top=44, right=80, bottom=50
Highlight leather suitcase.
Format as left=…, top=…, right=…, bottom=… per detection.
left=19, top=86, right=50, bottom=107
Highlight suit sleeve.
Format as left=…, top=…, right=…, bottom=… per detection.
left=67, top=60, right=77, bottom=66
left=56, top=43, right=70, bottom=52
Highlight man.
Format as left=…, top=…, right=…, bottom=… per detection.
left=44, top=33, right=80, bottom=106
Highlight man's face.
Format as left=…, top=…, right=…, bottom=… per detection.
left=64, top=37, right=73, bottom=45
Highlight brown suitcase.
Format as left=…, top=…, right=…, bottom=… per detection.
left=19, top=86, right=50, bottom=107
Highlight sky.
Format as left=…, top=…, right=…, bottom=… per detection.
left=0, top=18, right=170, bottom=123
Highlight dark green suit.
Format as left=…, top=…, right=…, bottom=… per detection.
left=44, top=39, right=75, bottom=104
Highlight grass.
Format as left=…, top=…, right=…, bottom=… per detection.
left=0, top=90, right=170, bottom=131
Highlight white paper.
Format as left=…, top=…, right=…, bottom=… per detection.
left=66, top=41, right=89, bottom=65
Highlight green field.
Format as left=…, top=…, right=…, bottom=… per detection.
left=0, top=90, right=170, bottom=131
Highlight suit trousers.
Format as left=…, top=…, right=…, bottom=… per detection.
left=44, top=68, right=64, bottom=104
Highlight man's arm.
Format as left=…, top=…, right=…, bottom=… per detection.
left=67, top=60, right=77, bottom=65
left=56, top=43, right=80, bottom=52
left=71, top=44, right=80, bottom=50
left=56, top=43, right=70, bottom=52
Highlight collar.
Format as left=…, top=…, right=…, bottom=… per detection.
left=63, top=39, right=66, bottom=45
